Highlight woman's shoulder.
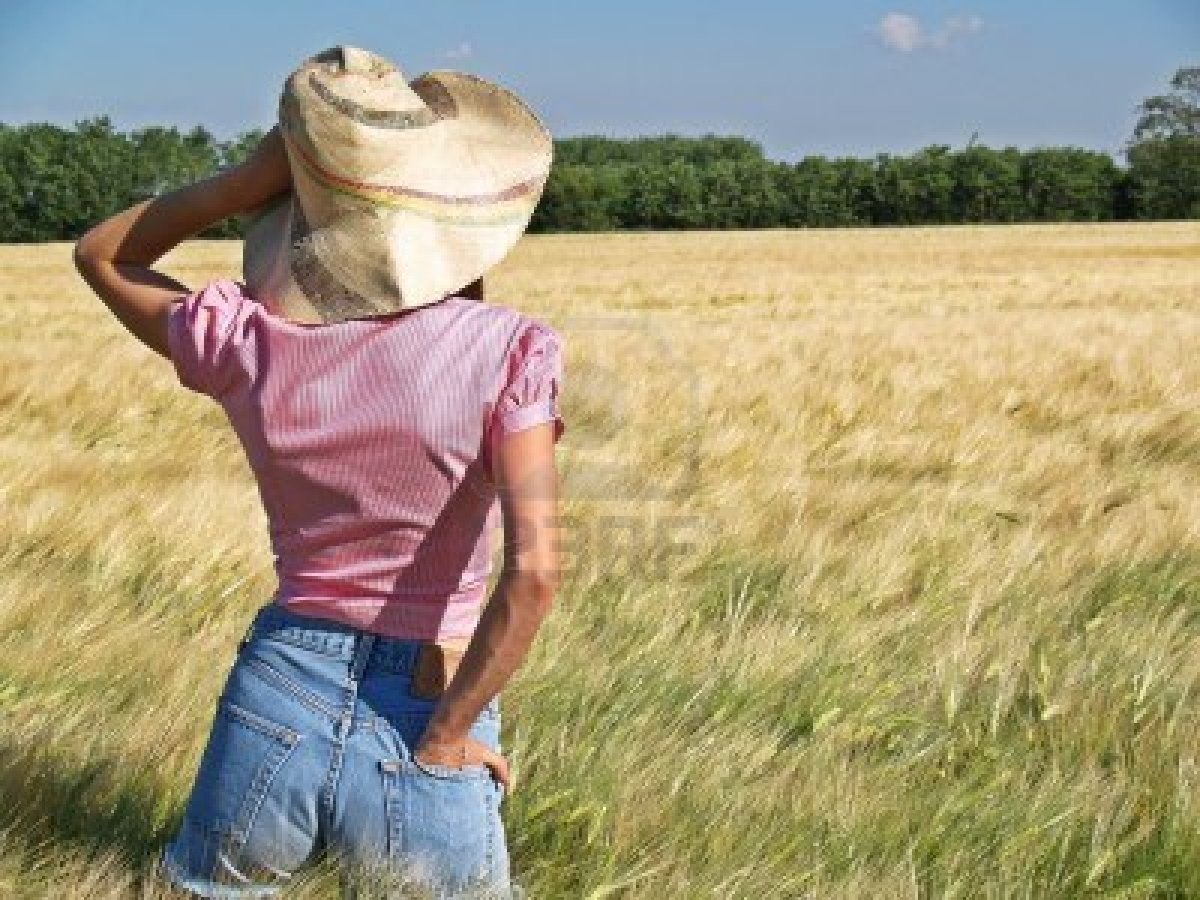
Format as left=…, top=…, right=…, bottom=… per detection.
left=455, top=295, right=561, bottom=345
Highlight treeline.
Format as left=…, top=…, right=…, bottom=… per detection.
left=0, top=118, right=260, bottom=242
left=531, top=137, right=1198, bottom=230
left=0, top=118, right=1197, bottom=241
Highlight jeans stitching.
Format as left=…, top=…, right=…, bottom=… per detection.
left=379, top=760, right=402, bottom=861
left=227, top=724, right=300, bottom=850
left=318, top=633, right=372, bottom=852
left=258, top=628, right=350, bottom=660
left=242, top=655, right=341, bottom=722
left=482, top=779, right=496, bottom=879
left=219, top=697, right=302, bottom=746
left=410, top=755, right=490, bottom=780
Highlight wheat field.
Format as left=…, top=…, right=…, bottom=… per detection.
left=0, top=223, right=1198, bottom=898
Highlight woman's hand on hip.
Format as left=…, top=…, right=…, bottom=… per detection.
left=414, top=733, right=511, bottom=792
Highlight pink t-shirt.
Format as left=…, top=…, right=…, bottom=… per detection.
left=166, top=277, right=564, bottom=641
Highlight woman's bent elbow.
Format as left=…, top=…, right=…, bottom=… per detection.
left=72, top=236, right=98, bottom=277
left=509, top=566, right=560, bottom=615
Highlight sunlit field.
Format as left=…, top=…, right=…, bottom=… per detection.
left=1, top=222, right=1199, bottom=898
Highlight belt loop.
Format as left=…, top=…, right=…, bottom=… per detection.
left=349, top=629, right=376, bottom=682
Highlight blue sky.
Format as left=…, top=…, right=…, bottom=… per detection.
left=0, top=0, right=1195, bottom=160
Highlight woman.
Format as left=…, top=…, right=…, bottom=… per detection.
left=73, top=47, right=563, bottom=899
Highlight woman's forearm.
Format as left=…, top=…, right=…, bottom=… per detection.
left=77, top=126, right=289, bottom=268
left=423, top=567, right=558, bottom=744
left=76, top=165, right=277, bottom=267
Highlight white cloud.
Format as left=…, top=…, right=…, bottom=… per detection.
left=876, top=12, right=984, bottom=53
left=878, top=13, right=923, bottom=53
left=444, top=41, right=473, bottom=60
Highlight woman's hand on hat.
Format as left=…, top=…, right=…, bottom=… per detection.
left=230, top=125, right=292, bottom=210
left=414, top=732, right=511, bottom=791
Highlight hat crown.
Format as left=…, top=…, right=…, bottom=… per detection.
left=307, top=46, right=418, bottom=107
left=315, top=45, right=399, bottom=79
left=284, top=45, right=433, bottom=141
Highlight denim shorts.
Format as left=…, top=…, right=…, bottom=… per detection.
left=159, top=601, right=517, bottom=899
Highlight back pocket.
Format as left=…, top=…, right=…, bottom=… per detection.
left=181, top=695, right=302, bottom=859
left=379, top=755, right=494, bottom=892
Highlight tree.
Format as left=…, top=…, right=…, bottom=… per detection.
left=1020, top=148, right=1118, bottom=221
left=530, top=163, right=622, bottom=232
left=1132, top=66, right=1200, bottom=142
left=1127, top=65, right=1200, bottom=219
left=950, top=146, right=1024, bottom=223
left=1127, top=137, right=1200, bottom=219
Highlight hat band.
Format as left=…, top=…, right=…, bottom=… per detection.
left=308, top=74, right=442, bottom=130
left=288, top=203, right=386, bottom=321
left=284, top=129, right=545, bottom=226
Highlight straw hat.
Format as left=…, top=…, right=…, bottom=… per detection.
left=242, top=45, right=553, bottom=323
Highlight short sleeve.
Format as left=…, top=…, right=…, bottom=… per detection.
left=489, top=319, right=565, bottom=446
left=165, top=278, right=257, bottom=399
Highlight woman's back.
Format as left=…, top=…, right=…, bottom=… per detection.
left=167, top=277, right=565, bottom=641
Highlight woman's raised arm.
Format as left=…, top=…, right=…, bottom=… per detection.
left=73, top=127, right=291, bottom=358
